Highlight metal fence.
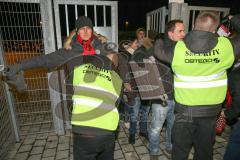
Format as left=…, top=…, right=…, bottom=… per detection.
left=0, top=0, right=56, bottom=138
left=185, top=6, right=229, bottom=32
left=147, top=3, right=230, bottom=35
left=0, top=81, right=14, bottom=159
left=146, top=6, right=168, bottom=37
left=168, top=3, right=230, bottom=33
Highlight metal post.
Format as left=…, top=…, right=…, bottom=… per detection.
left=40, top=0, right=65, bottom=135
left=0, top=31, right=20, bottom=142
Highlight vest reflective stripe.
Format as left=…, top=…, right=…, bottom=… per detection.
left=172, top=37, right=234, bottom=105
left=174, top=79, right=227, bottom=88
left=175, top=71, right=225, bottom=82
left=71, top=63, right=122, bottom=131
left=73, top=85, right=118, bottom=102
left=73, top=98, right=118, bottom=113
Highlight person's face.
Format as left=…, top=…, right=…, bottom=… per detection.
left=78, top=26, right=93, bottom=41
left=168, top=23, right=185, bottom=41
left=137, top=31, right=145, bottom=40
left=130, top=40, right=139, bottom=50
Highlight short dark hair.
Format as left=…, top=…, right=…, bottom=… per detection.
left=166, top=19, right=183, bottom=32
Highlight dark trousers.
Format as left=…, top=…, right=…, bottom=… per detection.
left=73, top=133, right=115, bottom=160
left=224, top=121, right=240, bottom=160
left=172, top=113, right=216, bottom=160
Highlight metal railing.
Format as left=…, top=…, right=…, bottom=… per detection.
left=146, top=6, right=168, bottom=36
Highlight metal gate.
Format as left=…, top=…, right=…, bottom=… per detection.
left=53, top=0, right=118, bottom=130
left=0, top=0, right=64, bottom=140
left=168, top=3, right=230, bottom=33
left=147, top=3, right=230, bottom=35
left=54, top=0, right=118, bottom=49
left=146, top=6, right=168, bottom=36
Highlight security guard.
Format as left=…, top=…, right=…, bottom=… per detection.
left=6, top=51, right=123, bottom=160
left=152, top=12, right=240, bottom=160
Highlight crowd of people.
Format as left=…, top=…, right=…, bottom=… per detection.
left=3, top=12, right=240, bottom=160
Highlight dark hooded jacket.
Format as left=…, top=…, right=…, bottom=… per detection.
left=153, top=15, right=240, bottom=117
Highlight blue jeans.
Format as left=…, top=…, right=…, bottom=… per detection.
left=224, top=121, right=240, bottom=160
left=129, top=97, right=150, bottom=135
left=149, top=100, right=175, bottom=155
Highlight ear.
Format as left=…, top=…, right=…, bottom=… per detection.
left=168, top=31, right=173, bottom=39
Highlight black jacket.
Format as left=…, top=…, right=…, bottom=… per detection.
left=224, top=64, right=240, bottom=121
left=118, top=48, right=139, bottom=105
left=153, top=15, right=240, bottom=117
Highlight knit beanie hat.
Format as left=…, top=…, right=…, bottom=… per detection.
left=75, top=16, right=93, bottom=30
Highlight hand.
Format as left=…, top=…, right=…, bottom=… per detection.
left=5, top=64, right=22, bottom=78
left=220, top=110, right=226, bottom=118
left=124, top=83, right=132, bottom=92
left=228, top=15, right=233, bottom=20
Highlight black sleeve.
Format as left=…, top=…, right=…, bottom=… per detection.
left=153, top=39, right=175, bottom=64
left=229, top=14, right=240, bottom=58
left=117, top=54, right=131, bottom=83
left=224, top=69, right=240, bottom=121
left=20, top=49, right=81, bottom=71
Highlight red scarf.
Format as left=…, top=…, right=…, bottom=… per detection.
left=77, top=34, right=96, bottom=55
left=225, top=89, right=232, bottom=109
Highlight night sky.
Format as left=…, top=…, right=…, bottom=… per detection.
left=118, top=0, right=239, bottom=31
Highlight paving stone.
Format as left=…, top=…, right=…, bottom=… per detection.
left=135, top=146, right=148, bottom=154
left=158, top=155, right=169, bottom=160
left=56, top=150, right=69, bottom=159
left=34, top=140, right=46, bottom=146
left=121, top=144, right=135, bottom=153
left=36, top=133, right=48, bottom=140
left=114, top=150, right=124, bottom=159
left=118, top=132, right=127, bottom=138
left=115, top=142, right=120, bottom=150
left=59, top=136, right=70, bottom=144
left=18, top=144, right=32, bottom=153
left=70, top=153, right=73, bottom=160
left=30, top=146, right=44, bottom=155
left=29, top=126, right=40, bottom=132
left=188, top=152, right=194, bottom=160
left=43, top=148, right=56, bottom=157
left=25, top=134, right=37, bottom=139
left=23, top=138, right=35, bottom=145
left=28, top=154, right=42, bottom=160
left=214, top=142, right=223, bottom=149
left=139, top=154, right=150, bottom=160
left=47, top=136, right=58, bottom=142
left=133, top=139, right=144, bottom=147
left=214, top=154, right=223, bottom=160
left=58, top=143, right=69, bottom=151
left=124, top=152, right=139, bottom=160
left=10, top=142, right=21, bottom=151
left=14, top=152, right=29, bottom=160
left=216, top=147, right=226, bottom=155
left=118, top=137, right=129, bottom=145
left=7, top=150, right=17, bottom=159
left=42, top=157, right=55, bottom=160
left=216, top=136, right=226, bottom=143
left=45, top=141, right=58, bottom=149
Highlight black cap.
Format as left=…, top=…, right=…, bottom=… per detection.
left=75, top=16, right=93, bottom=30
